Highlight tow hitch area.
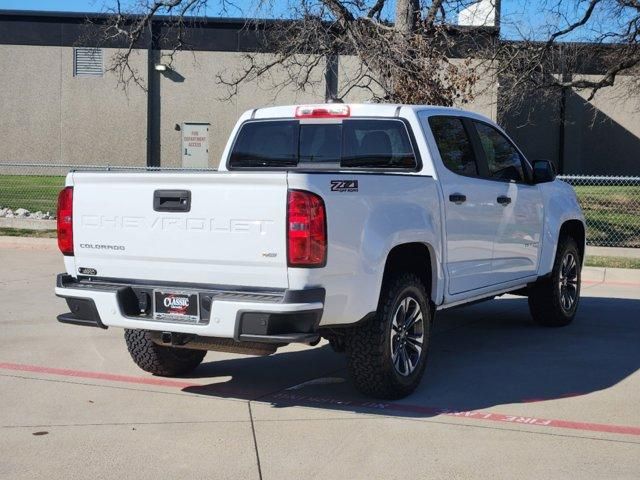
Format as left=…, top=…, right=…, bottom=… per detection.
left=151, top=331, right=279, bottom=356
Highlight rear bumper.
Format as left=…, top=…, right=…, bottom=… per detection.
left=55, top=274, right=324, bottom=344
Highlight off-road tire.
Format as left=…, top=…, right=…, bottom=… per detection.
left=124, top=329, right=206, bottom=376
left=528, top=236, right=581, bottom=327
left=326, top=335, right=346, bottom=353
left=346, top=272, right=431, bottom=399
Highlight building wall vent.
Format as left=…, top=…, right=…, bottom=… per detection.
left=73, top=47, right=103, bottom=77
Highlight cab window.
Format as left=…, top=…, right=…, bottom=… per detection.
left=428, top=116, right=478, bottom=177
left=473, top=122, right=525, bottom=182
left=229, top=119, right=417, bottom=169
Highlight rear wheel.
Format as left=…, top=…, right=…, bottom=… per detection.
left=124, top=329, right=206, bottom=376
left=346, top=273, right=431, bottom=399
left=528, top=237, right=581, bottom=327
left=326, top=335, right=346, bottom=353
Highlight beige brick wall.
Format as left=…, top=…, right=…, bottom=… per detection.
left=158, top=51, right=326, bottom=168
left=564, top=75, right=640, bottom=175
left=0, top=45, right=147, bottom=167
left=2, top=44, right=638, bottom=175
left=0, top=45, right=62, bottom=164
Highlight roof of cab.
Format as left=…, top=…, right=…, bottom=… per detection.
left=247, top=103, right=493, bottom=124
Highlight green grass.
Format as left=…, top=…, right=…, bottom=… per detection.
left=573, top=185, right=640, bottom=248
left=0, top=228, right=57, bottom=238
left=0, top=175, right=65, bottom=212
left=584, top=255, right=640, bottom=269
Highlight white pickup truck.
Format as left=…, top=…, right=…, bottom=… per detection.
left=55, top=103, right=585, bottom=399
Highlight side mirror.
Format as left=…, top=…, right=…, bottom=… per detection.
left=532, top=160, right=556, bottom=184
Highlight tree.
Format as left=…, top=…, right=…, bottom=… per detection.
left=489, top=0, right=640, bottom=117
left=98, top=1, right=640, bottom=111
left=98, top=0, right=488, bottom=105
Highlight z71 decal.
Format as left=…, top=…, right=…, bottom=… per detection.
left=330, top=180, right=359, bottom=192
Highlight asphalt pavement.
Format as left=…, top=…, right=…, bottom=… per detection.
left=1, top=238, right=639, bottom=479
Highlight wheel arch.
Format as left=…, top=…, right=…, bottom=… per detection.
left=379, top=242, right=437, bottom=305
left=559, top=219, right=586, bottom=262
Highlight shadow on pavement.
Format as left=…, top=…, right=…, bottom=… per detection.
left=182, top=296, right=640, bottom=417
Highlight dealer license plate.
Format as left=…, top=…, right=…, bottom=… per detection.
left=153, top=290, right=200, bottom=323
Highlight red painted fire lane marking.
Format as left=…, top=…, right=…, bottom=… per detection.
left=269, top=392, right=640, bottom=437
left=2, top=362, right=640, bottom=437
left=0, top=362, right=200, bottom=389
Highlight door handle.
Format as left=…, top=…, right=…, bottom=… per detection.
left=449, top=193, right=466, bottom=205
left=497, top=195, right=512, bottom=206
left=153, top=190, right=191, bottom=212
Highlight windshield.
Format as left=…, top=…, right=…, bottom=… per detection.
left=228, top=119, right=417, bottom=169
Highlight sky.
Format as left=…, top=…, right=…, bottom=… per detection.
left=0, top=1, right=625, bottom=42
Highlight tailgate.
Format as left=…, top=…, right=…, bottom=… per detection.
left=70, top=171, right=289, bottom=288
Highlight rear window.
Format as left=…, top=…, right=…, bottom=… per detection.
left=227, top=121, right=298, bottom=167
left=228, top=119, right=417, bottom=169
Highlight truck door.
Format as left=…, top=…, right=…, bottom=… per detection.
left=424, top=115, right=505, bottom=295
left=470, top=121, right=543, bottom=283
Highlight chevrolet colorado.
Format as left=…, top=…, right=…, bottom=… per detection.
left=55, top=103, right=585, bottom=399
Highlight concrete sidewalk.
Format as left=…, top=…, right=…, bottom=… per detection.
left=0, top=235, right=58, bottom=250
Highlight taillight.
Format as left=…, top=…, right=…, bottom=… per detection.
left=295, top=104, right=350, bottom=119
left=287, top=190, right=327, bottom=267
left=57, top=186, right=74, bottom=256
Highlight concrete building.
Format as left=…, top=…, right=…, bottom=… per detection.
left=0, top=10, right=638, bottom=174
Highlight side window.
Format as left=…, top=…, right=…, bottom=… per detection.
left=474, top=122, right=525, bottom=182
left=341, top=119, right=416, bottom=169
left=428, top=116, right=478, bottom=176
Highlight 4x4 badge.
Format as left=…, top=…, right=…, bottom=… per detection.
left=78, top=267, right=98, bottom=276
left=330, top=180, right=358, bottom=192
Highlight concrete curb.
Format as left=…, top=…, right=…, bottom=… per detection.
left=0, top=218, right=56, bottom=230
left=582, top=266, right=640, bottom=284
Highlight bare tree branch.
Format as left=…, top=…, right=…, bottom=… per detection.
left=488, top=0, right=640, bottom=119
left=545, top=0, right=602, bottom=47
left=425, top=0, right=445, bottom=28
left=367, top=0, right=386, bottom=19
left=97, top=0, right=640, bottom=114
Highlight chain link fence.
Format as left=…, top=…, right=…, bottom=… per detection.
left=1, top=163, right=69, bottom=218
left=1, top=163, right=639, bottom=248
left=559, top=175, right=640, bottom=248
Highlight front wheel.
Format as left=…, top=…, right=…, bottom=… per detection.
left=528, top=237, right=581, bottom=327
left=346, top=273, right=432, bottom=399
left=124, top=329, right=206, bottom=376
